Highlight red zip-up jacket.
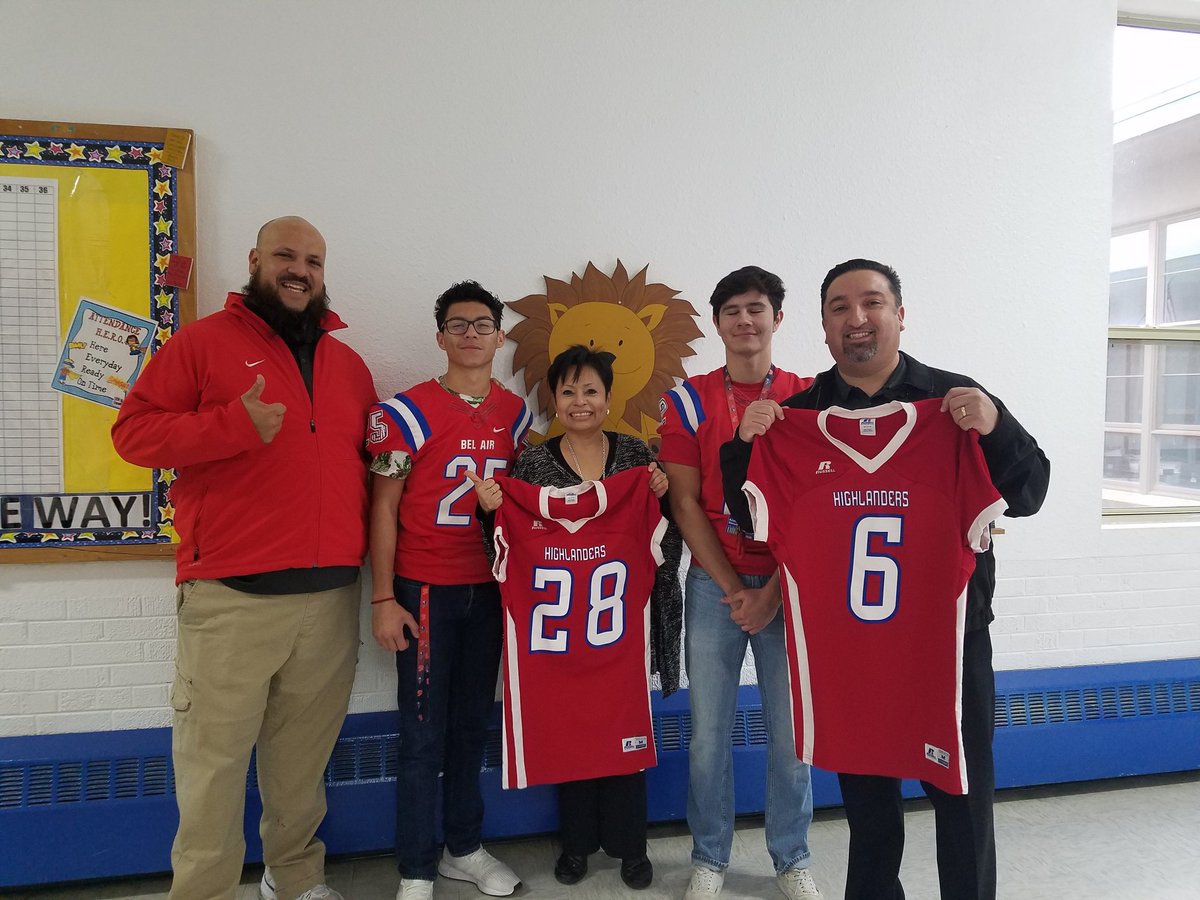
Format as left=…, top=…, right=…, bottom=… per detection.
left=112, top=293, right=376, bottom=584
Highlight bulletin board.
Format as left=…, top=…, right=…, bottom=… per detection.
left=0, top=119, right=196, bottom=562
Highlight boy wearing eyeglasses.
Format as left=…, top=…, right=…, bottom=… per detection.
left=367, top=281, right=532, bottom=900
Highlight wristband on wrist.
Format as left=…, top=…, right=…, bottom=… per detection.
left=370, top=596, right=395, bottom=605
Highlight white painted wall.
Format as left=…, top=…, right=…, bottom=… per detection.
left=2, top=0, right=1198, bottom=738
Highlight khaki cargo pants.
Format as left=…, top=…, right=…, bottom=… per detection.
left=168, top=578, right=359, bottom=900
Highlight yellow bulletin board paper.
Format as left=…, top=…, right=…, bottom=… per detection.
left=0, top=119, right=196, bottom=563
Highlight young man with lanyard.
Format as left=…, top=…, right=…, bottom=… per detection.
left=367, top=281, right=532, bottom=900
left=658, top=266, right=822, bottom=900
left=722, top=258, right=1050, bottom=900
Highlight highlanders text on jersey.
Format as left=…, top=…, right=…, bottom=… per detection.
left=492, top=467, right=667, bottom=789
left=743, top=399, right=1006, bottom=794
left=368, top=379, right=531, bottom=585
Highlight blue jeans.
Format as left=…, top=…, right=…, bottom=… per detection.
left=684, top=565, right=814, bottom=873
left=393, top=577, right=502, bottom=880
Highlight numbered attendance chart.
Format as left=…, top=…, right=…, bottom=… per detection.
left=0, top=120, right=195, bottom=558
left=0, top=176, right=63, bottom=494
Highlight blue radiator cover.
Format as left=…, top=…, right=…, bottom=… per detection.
left=2, top=658, right=1198, bottom=888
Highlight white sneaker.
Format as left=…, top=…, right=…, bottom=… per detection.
left=437, top=847, right=521, bottom=897
left=777, top=866, right=822, bottom=900
left=683, top=864, right=724, bottom=899
left=260, top=868, right=344, bottom=900
left=396, top=879, right=434, bottom=900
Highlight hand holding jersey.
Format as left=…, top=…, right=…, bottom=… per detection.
left=739, top=384, right=998, bottom=443
left=736, top=397, right=785, bottom=441
left=942, top=385, right=998, bottom=435
left=646, top=461, right=669, bottom=498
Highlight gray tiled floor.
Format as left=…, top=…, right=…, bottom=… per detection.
left=14, top=772, right=1200, bottom=900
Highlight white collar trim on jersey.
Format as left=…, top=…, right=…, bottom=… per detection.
left=817, top=401, right=917, bottom=474
left=537, top=480, right=608, bottom=533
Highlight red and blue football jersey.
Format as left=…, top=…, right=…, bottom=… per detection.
left=368, top=378, right=531, bottom=585
left=658, top=367, right=811, bottom=576
left=743, top=399, right=1005, bottom=794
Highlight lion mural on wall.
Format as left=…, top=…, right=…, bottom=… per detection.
left=507, top=260, right=703, bottom=444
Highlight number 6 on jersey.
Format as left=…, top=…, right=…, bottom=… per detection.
left=848, top=515, right=904, bottom=622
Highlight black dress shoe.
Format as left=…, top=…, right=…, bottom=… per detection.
left=554, top=852, right=588, bottom=885
left=620, top=855, right=653, bottom=890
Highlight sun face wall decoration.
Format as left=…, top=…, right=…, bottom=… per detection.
left=507, top=261, right=703, bottom=446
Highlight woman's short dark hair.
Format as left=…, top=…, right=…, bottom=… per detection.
left=547, top=345, right=615, bottom=394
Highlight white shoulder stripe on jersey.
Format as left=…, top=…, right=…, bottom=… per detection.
left=667, top=383, right=703, bottom=436
left=382, top=396, right=429, bottom=452
left=513, top=404, right=533, bottom=443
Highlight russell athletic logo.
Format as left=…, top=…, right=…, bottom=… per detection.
left=815, top=460, right=834, bottom=474
left=924, top=743, right=951, bottom=769
left=622, top=735, right=648, bottom=752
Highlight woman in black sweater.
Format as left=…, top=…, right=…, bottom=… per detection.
left=472, top=345, right=683, bottom=890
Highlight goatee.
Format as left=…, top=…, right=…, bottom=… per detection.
left=242, top=271, right=330, bottom=345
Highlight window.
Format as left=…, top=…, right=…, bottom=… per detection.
left=1106, top=22, right=1200, bottom=513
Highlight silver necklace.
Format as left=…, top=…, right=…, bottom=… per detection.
left=564, top=432, right=607, bottom=480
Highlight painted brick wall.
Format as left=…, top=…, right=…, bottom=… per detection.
left=5, top=540, right=1200, bottom=737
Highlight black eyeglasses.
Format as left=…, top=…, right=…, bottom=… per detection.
left=442, top=317, right=498, bottom=335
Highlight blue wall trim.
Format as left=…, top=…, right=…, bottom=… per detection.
left=2, top=658, right=1198, bottom=888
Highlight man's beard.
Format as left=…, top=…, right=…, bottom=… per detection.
left=242, top=271, right=330, bottom=345
left=842, top=338, right=878, bottom=365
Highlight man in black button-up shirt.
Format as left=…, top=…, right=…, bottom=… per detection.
left=720, top=258, right=1049, bottom=900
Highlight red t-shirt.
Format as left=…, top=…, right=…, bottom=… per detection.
left=658, top=367, right=811, bottom=576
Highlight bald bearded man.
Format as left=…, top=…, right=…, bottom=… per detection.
left=113, top=217, right=377, bottom=900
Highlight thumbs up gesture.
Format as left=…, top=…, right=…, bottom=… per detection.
left=241, top=374, right=286, bottom=444
left=466, top=469, right=503, bottom=513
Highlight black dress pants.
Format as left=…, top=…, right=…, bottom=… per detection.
left=840, top=627, right=997, bottom=900
left=558, top=770, right=648, bottom=859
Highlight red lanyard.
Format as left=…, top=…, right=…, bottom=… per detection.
left=723, top=365, right=777, bottom=433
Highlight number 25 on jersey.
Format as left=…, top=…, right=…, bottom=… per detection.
left=437, top=456, right=508, bottom=526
